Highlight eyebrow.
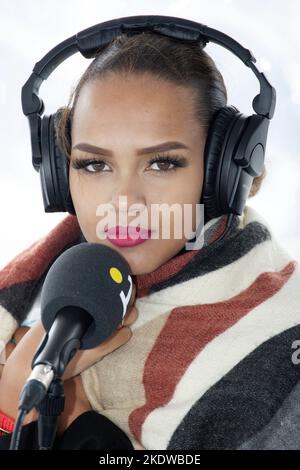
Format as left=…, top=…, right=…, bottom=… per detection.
left=72, top=141, right=190, bottom=157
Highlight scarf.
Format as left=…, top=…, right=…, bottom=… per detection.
left=0, top=205, right=299, bottom=450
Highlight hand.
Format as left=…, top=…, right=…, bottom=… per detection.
left=63, top=282, right=138, bottom=380
left=0, top=327, right=30, bottom=380
left=0, top=283, right=138, bottom=423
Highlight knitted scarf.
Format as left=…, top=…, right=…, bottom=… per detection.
left=0, top=205, right=299, bottom=450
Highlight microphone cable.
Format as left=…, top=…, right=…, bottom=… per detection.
left=9, top=409, right=27, bottom=451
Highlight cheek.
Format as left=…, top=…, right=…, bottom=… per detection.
left=187, top=165, right=204, bottom=205
left=165, top=169, right=203, bottom=205
left=69, top=170, right=81, bottom=204
left=164, top=168, right=204, bottom=235
left=174, top=156, right=204, bottom=200
left=69, top=172, right=102, bottom=211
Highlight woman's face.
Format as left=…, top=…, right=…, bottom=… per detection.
left=69, top=72, right=205, bottom=275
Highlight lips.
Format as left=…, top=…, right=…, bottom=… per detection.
left=106, top=225, right=150, bottom=238
left=105, top=225, right=152, bottom=247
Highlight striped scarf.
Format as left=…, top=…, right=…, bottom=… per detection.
left=0, top=205, right=299, bottom=450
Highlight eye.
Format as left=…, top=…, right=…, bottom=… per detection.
left=71, top=154, right=188, bottom=175
left=147, top=155, right=187, bottom=173
left=71, top=158, right=111, bottom=173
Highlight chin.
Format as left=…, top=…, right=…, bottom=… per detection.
left=125, top=256, right=151, bottom=276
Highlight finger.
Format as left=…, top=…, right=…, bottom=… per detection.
left=5, top=342, right=16, bottom=359
left=63, top=326, right=133, bottom=380
left=100, top=326, right=132, bottom=355
left=0, top=342, right=15, bottom=369
left=129, top=282, right=136, bottom=306
left=117, top=305, right=138, bottom=329
left=122, top=305, right=138, bottom=327
left=13, top=326, right=30, bottom=344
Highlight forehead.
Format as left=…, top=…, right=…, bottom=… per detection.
left=71, top=73, right=198, bottom=138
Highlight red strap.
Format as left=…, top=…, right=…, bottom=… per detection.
left=0, top=410, right=15, bottom=437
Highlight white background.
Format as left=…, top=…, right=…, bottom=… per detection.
left=1, top=0, right=299, bottom=269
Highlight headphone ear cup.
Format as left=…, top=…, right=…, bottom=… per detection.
left=201, top=105, right=240, bottom=221
left=52, top=109, right=76, bottom=215
left=39, top=108, right=75, bottom=214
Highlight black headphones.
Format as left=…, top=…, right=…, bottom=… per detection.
left=21, top=14, right=276, bottom=237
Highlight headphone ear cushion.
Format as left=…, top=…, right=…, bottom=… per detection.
left=52, top=110, right=76, bottom=215
left=201, top=105, right=239, bottom=220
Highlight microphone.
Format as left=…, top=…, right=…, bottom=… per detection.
left=18, top=242, right=133, bottom=412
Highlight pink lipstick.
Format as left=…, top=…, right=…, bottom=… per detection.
left=105, top=225, right=152, bottom=247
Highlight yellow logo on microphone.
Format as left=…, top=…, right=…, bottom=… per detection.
left=109, top=267, right=123, bottom=284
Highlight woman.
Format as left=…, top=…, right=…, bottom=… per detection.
left=0, top=31, right=299, bottom=450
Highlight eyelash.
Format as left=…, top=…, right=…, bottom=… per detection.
left=71, top=154, right=186, bottom=175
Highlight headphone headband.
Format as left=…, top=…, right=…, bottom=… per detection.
left=22, top=15, right=276, bottom=170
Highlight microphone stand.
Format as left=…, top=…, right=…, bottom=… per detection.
left=37, top=378, right=65, bottom=450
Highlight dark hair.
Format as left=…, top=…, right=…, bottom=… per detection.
left=55, top=31, right=266, bottom=197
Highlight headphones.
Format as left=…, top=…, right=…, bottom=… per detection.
left=21, top=15, right=276, bottom=236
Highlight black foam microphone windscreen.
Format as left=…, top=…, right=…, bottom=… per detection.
left=40, top=242, right=133, bottom=349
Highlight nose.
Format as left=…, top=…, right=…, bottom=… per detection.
left=110, top=174, right=146, bottom=216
